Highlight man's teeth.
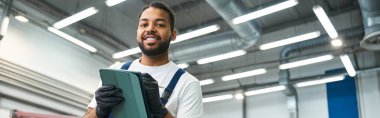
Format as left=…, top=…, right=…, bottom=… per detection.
left=146, top=38, right=156, bottom=40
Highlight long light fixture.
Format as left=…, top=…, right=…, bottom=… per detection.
left=105, top=0, right=126, bottom=7
left=53, top=7, right=99, bottom=29
left=171, top=24, right=220, bottom=44
left=340, top=54, right=356, bottom=77
left=15, top=15, right=29, bottom=22
left=259, top=31, right=321, bottom=50
left=221, top=68, right=266, bottom=81
left=197, top=50, right=247, bottom=64
left=112, top=25, right=220, bottom=59
left=313, top=5, right=338, bottom=39
left=232, top=0, right=298, bottom=24
left=295, top=75, right=344, bottom=87
left=48, top=27, right=97, bottom=52
left=203, top=94, right=233, bottom=103
left=279, top=54, right=334, bottom=70
left=200, top=79, right=215, bottom=86
left=177, top=63, right=189, bottom=69
left=112, top=47, right=141, bottom=59
left=244, top=85, right=286, bottom=96
left=0, top=16, right=9, bottom=36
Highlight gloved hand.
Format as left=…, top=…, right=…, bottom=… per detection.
left=141, top=73, right=168, bottom=118
left=95, top=85, right=124, bottom=118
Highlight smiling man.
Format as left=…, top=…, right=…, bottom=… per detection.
left=83, top=2, right=203, bottom=118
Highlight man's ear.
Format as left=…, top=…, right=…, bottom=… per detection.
left=171, top=30, right=177, bottom=41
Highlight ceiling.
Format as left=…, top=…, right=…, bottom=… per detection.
left=11, top=0, right=369, bottom=94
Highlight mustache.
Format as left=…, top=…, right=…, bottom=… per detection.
left=143, top=34, right=161, bottom=40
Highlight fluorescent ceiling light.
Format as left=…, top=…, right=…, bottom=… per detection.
left=232, top=0, right=298, bottom=24
left=222, top=68, right=266, bottom=81
left=177, top=63, right=189, bottom=69
left=279, top=54, right=334, bottom=69
left=259, top=31, right=321, bottom=50
left=53, top=7, right=99, bottom=29
left=112, top=47, right=141, bottom=59
left=47, top=27, right=97, bottom=52
left=340, top=54, right=356, bottom=77
left=313, top=5, right=338, bottom=39
left=331, top=39, right=342, bottom=47
left=172, top=24, right=220, bottom=44
left=105, top=0, right=126, bottom=7
left=0, top=16, right=9, bottom=35
left=295, top=75, right=344, bottom=87
left=197, top=50, right=247, bottom=64
left=200, top=79, right=215, bottom=86
left=234, top=93, right=244, bottom=100
left=244, top=86, right=286, bottom=96
left=15, top=15, right=29, bottom=22
left=112, top=25, right=220, bottom=59
left=203, top=94, right=233, bottom=103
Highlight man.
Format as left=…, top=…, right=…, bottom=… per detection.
left=83, top=2, right=203, bottom=118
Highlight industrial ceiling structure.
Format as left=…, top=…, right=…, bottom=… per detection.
left=2, top=1, right=380, bottom=116
left=9, top=0, right=380, bottom=94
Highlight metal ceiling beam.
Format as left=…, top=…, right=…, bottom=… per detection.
left=177, top=2, right=358, bottom=35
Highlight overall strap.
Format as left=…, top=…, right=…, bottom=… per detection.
left=121, top=61, right=133, bottom=70
left=160, top=68, right=185, bottom=105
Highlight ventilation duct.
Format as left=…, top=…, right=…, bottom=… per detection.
left=358, top=0, right=380, bottom=50
left=0, top=0, right=13, bottom=40
left=170, top=0, right=261, bottom=63
left=278, top=27, right=363, bottom=118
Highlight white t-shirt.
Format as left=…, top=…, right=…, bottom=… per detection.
left=87, top=59, right=203, bottom=118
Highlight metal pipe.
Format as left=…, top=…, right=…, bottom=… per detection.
left=243, top=96, right=247, bottom=118
left=358, top=0, right=380, bottom=50
left=170, top=0, right=261, bottom=63
left=0, top=0, right=13, bottom=40
left=278, top=27, right=363, bottom=118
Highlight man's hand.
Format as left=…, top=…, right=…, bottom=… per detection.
left=95, top=85, right=124, bottom=118
left=141, top=73, right=169, bottom=118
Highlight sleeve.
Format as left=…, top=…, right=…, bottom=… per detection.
left=87, top=96, right=97, bottom=108
left=87, top=78, right=103, bottom=108
left=176, top=82, right=204, bottom=118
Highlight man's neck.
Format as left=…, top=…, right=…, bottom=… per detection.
left=140, top=52, right=170, bottom=66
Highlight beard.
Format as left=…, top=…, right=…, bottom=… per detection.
left=138, top=37, right=171, bottom=57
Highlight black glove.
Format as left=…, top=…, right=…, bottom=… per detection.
left=141, top=73, right=168, bottom=118
left=95, top=85, right=124, bottom=118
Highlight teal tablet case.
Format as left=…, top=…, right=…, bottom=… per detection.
left=99, top=69, right=150, bottom=118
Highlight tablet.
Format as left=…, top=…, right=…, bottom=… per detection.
left=99, top=69, right=151, bottom=118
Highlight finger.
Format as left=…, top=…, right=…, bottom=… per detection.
left=97, top=97, right=124, bottom=106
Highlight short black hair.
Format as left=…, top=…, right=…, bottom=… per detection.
left=138, top=2, right=176, bottom=31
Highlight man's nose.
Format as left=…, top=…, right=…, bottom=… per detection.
left=146, top=25, right=157, bottom=34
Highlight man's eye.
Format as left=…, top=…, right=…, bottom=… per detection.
left=140, top=24, right=148, bottom=27
left=157, top=24, right=165, bottom=27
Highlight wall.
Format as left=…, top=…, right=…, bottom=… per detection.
left=0, top=17, right=110, bottom=93
left=357, top=71, right=380, bottom=118
left=0, top=12, right=111, bottom=116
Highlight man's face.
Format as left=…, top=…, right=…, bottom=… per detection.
left=137, top=7, right=176, bottom=56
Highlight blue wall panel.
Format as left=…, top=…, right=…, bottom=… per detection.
left=326, top=69, right=359, bottom=118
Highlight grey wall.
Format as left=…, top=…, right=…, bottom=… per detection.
left=0, top=13, right=110, bottom=116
